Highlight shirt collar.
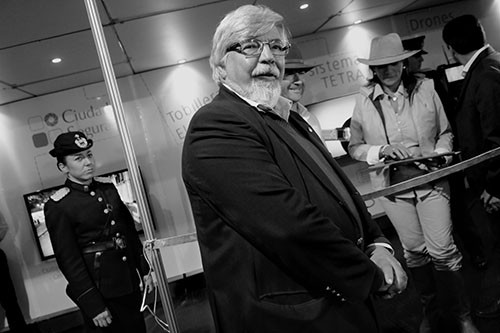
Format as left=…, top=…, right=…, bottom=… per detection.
left=463, top=44, right=490, bottom=76
left=223, top=83, right=292, bottom=121
left=65, top=178, right=94, bottom=192
left=372, top=82, right=406, bottom=100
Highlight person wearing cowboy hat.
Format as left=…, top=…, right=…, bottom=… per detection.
left=44, top=131, right=153, bottom=332
left=349, top=33, right=479, bottom=333
left=280, top=43, right=324, bottom=141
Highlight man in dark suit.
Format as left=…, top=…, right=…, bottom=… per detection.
left=182, top=4, right=407, bottom=332
left=443, top=14, right=500, bottom=318
left=44, top=131, right=152, bottom=332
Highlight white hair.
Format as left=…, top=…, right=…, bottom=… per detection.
left=209, top=5, right=289, bottom=84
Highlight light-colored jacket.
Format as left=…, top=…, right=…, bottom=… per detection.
left=349, top=78, right=453, bottom=190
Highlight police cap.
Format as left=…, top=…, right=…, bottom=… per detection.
left=49, top=131, right=93, bottom=157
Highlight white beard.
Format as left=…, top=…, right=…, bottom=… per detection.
left=229, top=79, right=281, bottom=108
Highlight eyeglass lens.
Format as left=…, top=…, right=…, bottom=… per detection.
left=229, top=39, right=289, bottom=56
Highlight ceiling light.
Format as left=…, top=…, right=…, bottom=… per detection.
left=51, top=57, right=62, bottom=64
left=353, top=19, right=362, bottom=25
left=177, top=59, right=187, bottom=64
left=299, top=3, right=309, bottom=10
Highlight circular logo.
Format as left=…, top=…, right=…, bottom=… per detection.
left=74, top=134, right=89, bottom=148
left=44, top=113, right=58, bottom=127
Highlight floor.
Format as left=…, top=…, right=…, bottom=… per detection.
left=11, top=215, right=500, bottom=333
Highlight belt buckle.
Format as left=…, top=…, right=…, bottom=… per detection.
left=113, top=236, right=127, bottom=250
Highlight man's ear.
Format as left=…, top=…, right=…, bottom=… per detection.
left=217, top=66, right=227, bottom=80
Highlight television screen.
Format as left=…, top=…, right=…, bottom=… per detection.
left=23, top=169, right=143, bottom=261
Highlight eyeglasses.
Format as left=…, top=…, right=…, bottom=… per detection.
left=226, top=39, right=290, bottom=57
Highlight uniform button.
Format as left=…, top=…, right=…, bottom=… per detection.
left=116, top=233, right=120, bottom=237
left=308, top=127, right=313, bottom=132
left=83, top=185, right=89, bottom=192
left=326, top=286, right=331, bottom=291
left=98, top=197, right=103, bottom=202
left=104, top=208, right=109, bottom=214
left=356, top=237, right=363, bottom=246
left=341, top=298, right=346, bottom=302
left=111, top=220, right=116, bottom=226
left=96, top=252, right=102, bottom=257
left=122, top=256, right=127, bottom=262
left=90, top=191, right=96, bottom=196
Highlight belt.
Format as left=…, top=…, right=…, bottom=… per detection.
left=82, top=241, right=116, bottom=254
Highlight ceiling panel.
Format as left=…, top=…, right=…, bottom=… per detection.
left=115, top=0, right=248, bottom=72
left=0, top=0, right=109, bottom=49
left=398, top=0, right=463, bottom=12
left=102, top=0, right=241, bottom=19
left=20, top=63, right=133, bottom=97
left=0, top=28, right=129, bottom=87
left=0, top=83, right=33, bottom=105
left=257, top=0, right=353, bottom=37
left=323, top=0, right=416, bottom=30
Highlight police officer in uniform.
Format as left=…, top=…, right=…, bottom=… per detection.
left=44, top=131, right=152, bottom=332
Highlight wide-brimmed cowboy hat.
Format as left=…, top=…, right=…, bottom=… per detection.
left=357, top=33, right=420, bottom=66
left=285, top=44, right=317, bottom=73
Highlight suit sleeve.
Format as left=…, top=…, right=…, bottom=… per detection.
left=183, top=105, right=385, bottom=301
left=44, top=200, right=106, bottom=318
left=476, top=68, right=500, bottom=197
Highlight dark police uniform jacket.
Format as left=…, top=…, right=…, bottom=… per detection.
left=182, top=86, right=390, bottom=333
left=45, top=178, right=147, bottom=319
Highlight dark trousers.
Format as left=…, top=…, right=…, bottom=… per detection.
left=83, top=291, right=146, bottom=333
left=449, top=173, right=486, bottom=258
left=0, top=249, right=28, bottom=333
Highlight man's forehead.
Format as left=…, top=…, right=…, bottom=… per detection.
left=246, top=26, right=284, bottom=40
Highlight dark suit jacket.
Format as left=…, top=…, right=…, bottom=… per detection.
left=455, top=46, right=500, bottom=197
left=182, top=86, right=390, bottom=333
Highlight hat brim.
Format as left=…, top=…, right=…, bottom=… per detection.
left=49, top=139, right=94, bottom=157
left=285, top=64, right=316, bottom=74
left=285, top=59, right=317, bottom=73
left=357, top=49, right=420, bottom=66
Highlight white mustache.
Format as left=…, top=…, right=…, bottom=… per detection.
left=252, top=65, right=280, bottom=78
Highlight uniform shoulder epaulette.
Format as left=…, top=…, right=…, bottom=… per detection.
left=94, top=176, right=113, bottom=184
left=50, top=187, right=70, bottom=202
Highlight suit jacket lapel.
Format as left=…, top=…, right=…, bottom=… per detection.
left=457, top=47, right=493, bottom=106
left=288, top=112, right=364, bottom=199
left=262, top=110, right=345, bottom=200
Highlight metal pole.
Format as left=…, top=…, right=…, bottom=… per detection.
left=83, top=1, right=179, bottom=331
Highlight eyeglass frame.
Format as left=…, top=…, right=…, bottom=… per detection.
left=226, top=38, right=291, bottom=57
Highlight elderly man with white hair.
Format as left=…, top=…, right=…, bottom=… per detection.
left=182, top=4, right=407, bottom=333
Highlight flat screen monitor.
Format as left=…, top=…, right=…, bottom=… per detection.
left=23, top=169, right=142, bottom=261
